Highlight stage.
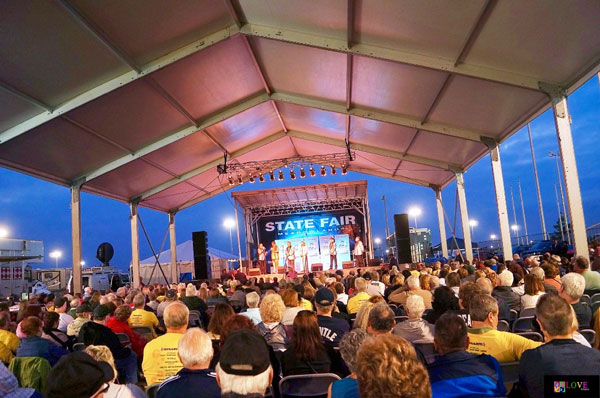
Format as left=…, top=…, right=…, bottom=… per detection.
left=237, top=264, right=389, bottom=280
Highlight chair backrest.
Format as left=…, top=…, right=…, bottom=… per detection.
left=500, top=361, right=520, bottom=384
left=279, top=373, right=341, bottom=398
left=8, top=356, right=52, bottom=391
left=188, top=310, right=202, bottom=328
left=519, top=307, right=536, bottom=318
left=591, top=301, right=600, bottom=318
left=591, top=293, right=600, bottom=303
left=73, top=342, right=86, bottom=351
left=516, top=332, right=544, bottom=342
left=579, top=329, right=596, bottom=345
left=580, top=294, right=591, bottom=304
left=413, top=340, right=437, bottom=365
left=512, top=316, right=535, bottom=332
left=132, top=326, right=153, bottom=339
left=394, top=316, right=408, bottom=323
left=146, top=383, right=161, bottom=398
left=497, top=320, right=510, bottom=332
left=116, top=333, right=130, bottom=345
left=283, top=325, right=294, bottom=340
left=509, top=309, right=519, bottom=322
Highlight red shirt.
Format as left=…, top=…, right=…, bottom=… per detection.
left=105, top=316, right=147, bottom=358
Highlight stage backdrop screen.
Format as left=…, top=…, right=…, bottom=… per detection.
left=259, top=209, right=364, bottom=270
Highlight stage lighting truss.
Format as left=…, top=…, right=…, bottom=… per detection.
left=248, top=198, right=364, bottom=219
left=219, top=152, right=354, bottom=185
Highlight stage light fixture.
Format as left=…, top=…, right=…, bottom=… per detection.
left=330, top=165, right=336, bottom=175
left=259, top=174, right=265, bottom=183
left=269, top=171, right=275, bottom=181
left=228, top=174, right=234, bottom=186
left=237, top=173, right=243, bottom=185
left=300, top=167, right=306, bottom=178
left=290, top=169, right=296, bottom=180
left=278, top=169, right=284, bottom=181
left=249, top=175, right=255, bottom=183
left=320, top=165, right=326, bottom=176
left=309, top=166, right=316, bottom=177
left=341, top=164, right=348, bottom=175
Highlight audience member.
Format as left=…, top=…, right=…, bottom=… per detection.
left=280, top=288, right=303, bottom=326
left=428, top=313, right=506, bottom=398
left=559, top=272, right=592, bottom=329
left=85, top=345, right=146, bottom=398
left=207, top=303, right=235, bottom=340
left=521, top=273, right=545, bottom=309
left=16, top=316, right=68, bottom=366
left=0, top=361, right=41, bottom=398
left=257, top=293, right=289, bottom=351
left=156, top=328, right=220, bottom=398
left=328, top=329, right=368, bottom=398
left=367, top=302, right=395, bottom=335
left=67, top=303, right=92, bottom=336
left=424, top=286, right=459, bottom=324
left=356, top=333, right=431, bottom=398
left=573, top=255, right=600, bottom=290
left=41, top=311, right=71, bottom=350
left=347, top=278, right=371, bottom=314
left=157, top=289, right=177, bottom=318
left=0, top=311, right=20, bottom=364
left=142, top=302, right=189, bottom=386
left=46, top=351, right=115, bottom=398
left=314, top=288, right=349, bottom=345
left=281, top=311, right=331, bottom=376
left=333, top=282, right=348, bottom=305
left=389, top=275, right=433, bottom=308
left=518, top=293, right=600, bottom=398
left=215, top=330, right=273, bottom=398
left=105, top=305, right=147, bottom=359
left=467, top=295, right=540, bottom=362
left=54, top=296, right=74, bottom=332
left=240, top=291, right=262, bottom=325
left=541, top=263, right=561, bottom=293
left=492, top=271, right=521, bottom=312
left=129, top=293, right=159, bottom=338
left=393, top=295, right=435, bottom=342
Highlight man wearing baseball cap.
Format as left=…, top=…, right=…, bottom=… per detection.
left=216, top=329, right=273, bottom=398
left=54, top=296, right=74, bottom=332
left=67, top=302, right=93, bottom=336
left=315, top=288, right=349, bottom=345
left=46, top=351, right=114, bottom=398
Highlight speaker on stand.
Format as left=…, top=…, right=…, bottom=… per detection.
left=394, top=214, right=412, bottom=264
left=192, top=231, right=211, bottom=280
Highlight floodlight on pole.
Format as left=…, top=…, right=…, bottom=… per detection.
left=0, top=227, right=9, bottom=238
left=223, top=218, right=236, bottom=253
left=80, top=260, right=86, bottom=266
left=408, top=207, right=422, bottom=228
left=490, top=234, right=497, bottom=240
left=469, top=219, right=478, bottom=240
left=49, top=250, right=62, bottom=267
left=375, top=238, right=381, bottom=244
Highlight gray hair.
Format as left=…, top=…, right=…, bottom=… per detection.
left=216, top=363, right=272, bottom=395
left=339, top=329, right=368, bottom=372
left=405, top=295, right=425, bottom=318
left=406, top=275, right=420, bottom=289
left=186, top=284, right=197, bottom=297
left=246, top=292, right=260, bottom=308
left=530, top=267, right=545, bottom=281
left=476, top=277, right=493, bottom=295
left=133, top=293, right=145, bottom=308
left=164, top=302, right=190, bottom=329
left=469, top=294, right=498, bottom=322
left=178, top=328, right=213, bottom=368
left=367, top=303, right=395, bottom=332
left=560, top=272, right=585, bottom=301
left=354, top=278, right=368, bottom=292
left=498, top=271, right=514, bottom=287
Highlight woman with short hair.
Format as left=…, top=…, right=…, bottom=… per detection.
left=16, top=316, right=68, bottom=366
left=281, top=311, right=331, bottom=376
left=256, top=294, right=289, bottom=351
left=85, top=345, right=146, bottom=398
left=41, top=311, right=72, bottom=350
left=328, top=329, right=368, bottom=398
left=521, top=273, right=545, bottom=309
left=280, top=288, right=304, bottom=326
left=207, top=303, right=235, bottom=340
left=392, top=295, right=435, bottom=342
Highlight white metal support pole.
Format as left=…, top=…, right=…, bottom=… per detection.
left=130, top=203, right=141, bottom=288
left=365, top=191, right=374, bottom=261
left=456, top=173, right=473, bottom=263
left=71, top=186, right=82, bottom=294
left=168, top=213, right=177, bottom=284
left=434, top=188, right=448, bottom=258
left=234, top=202, right=243, bottom=268
left=528, top=124, right=547, bottom=239
left=490, top=146, right=513, bottom=261
left=552, top=95, right=589, bottom=260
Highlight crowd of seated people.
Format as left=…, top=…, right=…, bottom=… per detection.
left=1, top=250, right=600, bottom=398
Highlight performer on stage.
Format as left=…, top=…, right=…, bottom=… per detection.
left=300, top=241, right=309, bottom=273
left=271, top=241, right=279, bottom=272
left=257, top=243, right=266, bottom=274
left=285, top=241, right=295, bottom=273
left=353, top=236, right=365, bottom=267
left=329, top=237, right=338, bottom=269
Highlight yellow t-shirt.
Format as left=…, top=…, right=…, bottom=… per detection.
left=129, top=308, right=159, bottom=338
left=347, top=292, right=371, bottom=314
left=300, top=298, right=313, bottom=312
left=0, top=329, right=19, bottom=364
left=142, top=332, right=184, bottom=385
left=467, top=327, right=541, bottom=362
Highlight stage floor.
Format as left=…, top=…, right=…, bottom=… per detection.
left=243, top=264, right=387, bottom=280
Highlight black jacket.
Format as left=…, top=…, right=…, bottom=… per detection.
left=78, top=321, right=131, bottom=360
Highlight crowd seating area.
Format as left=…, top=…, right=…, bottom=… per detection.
left=1, top=249, right=600, bottom=398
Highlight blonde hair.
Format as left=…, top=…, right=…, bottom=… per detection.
left=84, top=345, right=117, bottom=382
left=186, top=284, right=197, bottom=297
left=353, top=301, right=375, bottom=330
left=259, top=293, right=285, bottom=323
left=355, top=278, right=368, bottom=292
left=356, top=335, right=431, bottom=398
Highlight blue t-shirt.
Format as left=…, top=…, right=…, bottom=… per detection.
left=156, top=368, right=220, bottom=398
left=317, top=315, right=349, bottom=345
left=331, top=377, right=359, bottom=398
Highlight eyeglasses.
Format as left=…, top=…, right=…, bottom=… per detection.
left=91, top=383, right=110, bottom=398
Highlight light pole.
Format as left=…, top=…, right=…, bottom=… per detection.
left=49, top=250, right=62, bottom=267
left=469, top=219, right=478, bottom=241
left=0, top=227, right=9, bottom=238
left=375, top=237, right=381, bottom=258
left=408, top=207, right=422, bottom=229
left=223, top=218, right=235, bottom=254
left=511, top=225, right=519, bottom=246
left=549, top=151, right=571, bottom=245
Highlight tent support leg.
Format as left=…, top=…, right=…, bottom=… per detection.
left=456, top=172, right=474, bottom=263
left=490, top=146, right=513, bottom=261
left=130, top=203, right=141, bottom=289
left=71, top=185, right=82, bottom=294
left=434, top=188, right=448, bottom=258
left=169, top=212, right=177, bottom=284
left=234, top=203, right=243, bottom=270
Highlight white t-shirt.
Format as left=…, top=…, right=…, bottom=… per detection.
left=354, top=241, right=364, bottom=256
left=57, top=312, right=74, bottom=332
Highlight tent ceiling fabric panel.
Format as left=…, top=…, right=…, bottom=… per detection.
left=0, top=1, right=599, bottom=212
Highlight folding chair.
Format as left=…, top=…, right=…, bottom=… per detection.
left=580, top=294, right=591, bottom=304
left=132, top=326, right=153, bottom=340
left=589, top=292, right=600, bottom=303
left=500, top=361, right=520, bottom=385
left=413, top=340, right=437, bottom=365
left=188, top=310, right=202, bottom=328
left=579, top=329, right=596, bottom=345
left=146, top=383, right=161, bottom=398
left=73, top=342, right=86, bottom=351
left=394, top=316, right=408, bottom=323
left=512, top=316, right=535, bottom=332
left=516, top=331, right=543, bottom=342
left=519, top=307, right=536, bottom=318
left=116, top=333, right=131, bottom=347
left=497, top=320, right=510, bottom=332
left=279, top=373, right=341, bottom=398
left=591, top=301, right=600, bottom=319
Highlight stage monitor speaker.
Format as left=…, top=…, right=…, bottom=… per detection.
left=192, top=231, right=210, bottom=280
left=394, top=214, right=412, bottom=264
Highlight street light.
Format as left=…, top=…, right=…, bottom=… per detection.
left=490, top=234, right=497, bottom=240
left=0, top=227, right=8, bottom=238
left=374, top=237, right=382, bottom=257
left=49, top=250, right=62, bottom=267
left=80, top=260, right=86, bottom=266
left=223, top=218, right=235, bottom=253
left=468, top=219, right=478, bottom=240
left=408, top=207, right=422, bottom=228
left=511, top=224, right=520, bottom=244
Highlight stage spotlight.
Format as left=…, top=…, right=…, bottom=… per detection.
left=228, top=174, right=234, bottom=186
left=237, top=173, right=243, bottom=185
left=341, top=164, right=348, bottom=175
left=278, top=170, right=284, bottom=181
left=249, top=175, right=255, bottom=183
left=320, top=165, right=326, bottom=176
left=290, top=169, right=296, bottom=180
left=309, top=166, right=316, bottom=177
left=269, top=171, right=275, bottom=181
left=330, top=165, right=337, bottom=175
left=259, top=174, right=265, bottom=183
left=300, top=167, right=306, bottom=178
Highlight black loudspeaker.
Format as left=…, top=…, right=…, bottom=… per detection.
left=394, top=214, right=412, bottom=264
left=192, top=231, right=210, bottom=280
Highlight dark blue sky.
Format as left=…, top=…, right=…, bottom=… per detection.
left=1, top=77, right=599, bottom=272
